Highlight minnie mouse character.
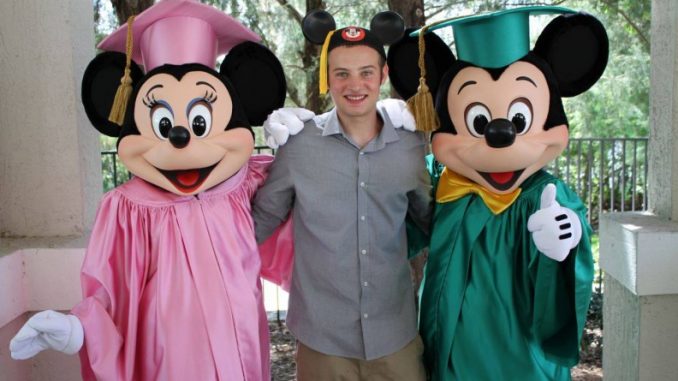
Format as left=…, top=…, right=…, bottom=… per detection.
left=9, top=1, right=290, bottom=380
left=388, top=6, right=607, bottom=380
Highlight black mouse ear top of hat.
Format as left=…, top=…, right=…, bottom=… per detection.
left=370, top=11, right=405, bottom=45
left=302, top=10, right=337, bottom=44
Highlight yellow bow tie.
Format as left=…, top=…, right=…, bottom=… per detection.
left=436, top=168, right=522, bottom=215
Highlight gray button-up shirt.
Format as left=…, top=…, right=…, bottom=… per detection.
left=253, top=107, right=432, bottom=360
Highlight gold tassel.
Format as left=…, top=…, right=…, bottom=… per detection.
left=108, top=15, right=136, bottom=126
left=406, top=25, right=439, bottom=132
left=318, top=30, right=336, bottom=95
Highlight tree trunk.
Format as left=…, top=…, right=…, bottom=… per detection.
left=110, top=0, right=155, bottom=26
left=388, top=0, right=426, bottom=28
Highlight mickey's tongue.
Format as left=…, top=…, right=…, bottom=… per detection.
left=176, top=170, right=200, bottom=187
left=489, top=171, right=515, bottom=185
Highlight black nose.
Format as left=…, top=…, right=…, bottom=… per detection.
left=485, top=119, right=516, bottom=148
left=168, top=126, right=190, bottom=149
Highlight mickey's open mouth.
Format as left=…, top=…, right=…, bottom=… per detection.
left=478, top=169, right=525, bottom=191
left=158, top=163, right=218, bottom=194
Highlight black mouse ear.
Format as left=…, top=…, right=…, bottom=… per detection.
left=302, top=10, right=336, bottom=44
left=370, top=11, right=405, bottom=45
left=220, top=41, right=286, bottom=126
left=387, top=28, right=455, bottom=100
left=81, top=52, right=143, bottom=137
left=533, top=12, right=609, bottom=97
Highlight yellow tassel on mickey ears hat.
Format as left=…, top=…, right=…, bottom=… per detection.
left=406, top=24, right=439, bottom=132
left=318, top=29, right=336, bottom=95
left=108, top=15, right=136, bottom=126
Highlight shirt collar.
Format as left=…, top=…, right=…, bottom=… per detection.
left=319, top=107, right=401, bottom=150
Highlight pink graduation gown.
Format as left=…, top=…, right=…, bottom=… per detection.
left=71, top=155, right=291, bottom=381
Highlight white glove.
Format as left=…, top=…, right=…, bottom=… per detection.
left=263, top=107, right=315, bottom=149
left=527, top=184, right=582, bottom=262
left=377, top=98, right=416, bottom=131
left=9, top=310, right=84, bottom=360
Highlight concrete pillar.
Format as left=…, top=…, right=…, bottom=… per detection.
left=600, top=1, right=678, bottom=379
left=0, top=0, right=101, bottom=238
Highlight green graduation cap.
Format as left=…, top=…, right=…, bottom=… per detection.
left=412, top=6, right=576, bottom=68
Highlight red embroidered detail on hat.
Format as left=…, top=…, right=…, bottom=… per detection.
left=341, top=27, right=365, bottom=42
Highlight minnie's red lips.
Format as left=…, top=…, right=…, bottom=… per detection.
left=158, top=164, right=217, bottom=193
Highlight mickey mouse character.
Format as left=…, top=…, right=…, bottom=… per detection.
left=9, top=1, right=290, bottom=380
left=388, top=6, right=607, bottom=380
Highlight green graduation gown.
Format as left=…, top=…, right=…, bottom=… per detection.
left=420, top=168, right=594, bottom=381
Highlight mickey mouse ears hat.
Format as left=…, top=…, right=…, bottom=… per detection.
left=412, top=6, right=576, bottom=68
left=302, top=10, right=404, bottom=94
left=99, top=0, right=260, bottom=71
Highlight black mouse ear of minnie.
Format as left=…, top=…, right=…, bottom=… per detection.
left=220, top=41, right=286, bottom=126
left=302, top=10, right=336, bottom=44
left=533, top=12, right=608, bottom=97
left=370, top=11, right=405, bottom=45
left=81, top=51, right=143, bottom=137
left=387, top=28, right=455, bottom=100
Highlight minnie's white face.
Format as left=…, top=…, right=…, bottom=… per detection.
left=118, top=69, right=254, bottom=196
left=433, top=61, right=568, bottom=194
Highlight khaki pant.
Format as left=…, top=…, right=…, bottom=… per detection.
left=296, top=336, right=426, bottom=381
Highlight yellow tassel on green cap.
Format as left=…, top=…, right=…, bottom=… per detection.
left=109, top=15, right=136, bottom=126
left=318, top=29, right=336, bottom=95
left=406, top=24, right=439, bottom=132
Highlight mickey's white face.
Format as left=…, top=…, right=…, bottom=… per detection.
left=433, top=61, right=569, bottom=194
left=118, top=69, right=254, bottom=196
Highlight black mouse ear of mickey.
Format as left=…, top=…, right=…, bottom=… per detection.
left=387, top=28, right=455, bottom=100
left=220, top=41, right=286, bottom=126
left=81, top=51, right=143, bottom=137
left=533, top=12, right=608, bottom=97
left=302, top=10, right=336, bottom=44
left=370, top=11, right=405, bottom=45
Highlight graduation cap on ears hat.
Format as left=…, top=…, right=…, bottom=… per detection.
left=94, top=0, right=261, bottom=126
left=406, top=6, right=577, bottom=132
left=99, top=0, right=260, bottom=71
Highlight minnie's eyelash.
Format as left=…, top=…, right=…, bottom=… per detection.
left=202, top=90, right=217, bottom=104
left=143, top=93, right=159, bottom=108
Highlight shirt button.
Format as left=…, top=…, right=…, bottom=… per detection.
left=360, top=215, right=365, bottom=221
left=363, top=281, right=368, bottom=287
left=360, top=182, right=366, bottom=187
left=361, top=249, right=367, bottom=255
left=359, top=152, right=365, bottom=156
left=363, top=313, right=369, bottom=319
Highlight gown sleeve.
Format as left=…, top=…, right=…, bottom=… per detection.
left=70, top=190, right=149, bottom=381
left=530, top=179, right=594, bottom=367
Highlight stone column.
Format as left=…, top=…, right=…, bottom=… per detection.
left=0, top=0, right=101, bottom=238
left=599, top=1, right=678, bottom=380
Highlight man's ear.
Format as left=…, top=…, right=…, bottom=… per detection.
left=533, top=12, right=608, bottom=97
left=387, top=28, right=455, bottom=100
left=220, top=41, right=286, bottom=126
left=381, top=63, right=389, bottom=85
left=81, top=52, right=143, bottom=137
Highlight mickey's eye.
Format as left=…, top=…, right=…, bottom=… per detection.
left=151, top=106, right=173, bottom=140
left=508, top=98, right=532, bottom=135
left=188, top=103, right=212, bottom=138
left=464, top=103, right=491, bottom=137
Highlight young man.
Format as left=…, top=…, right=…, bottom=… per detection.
left=252, top=24, right=431, bottom=381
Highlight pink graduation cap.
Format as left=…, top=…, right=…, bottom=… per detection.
left=98, top=0, right=260, bottom=71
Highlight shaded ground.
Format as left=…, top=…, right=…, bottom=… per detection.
left=269, top=292, right=604, bottom=380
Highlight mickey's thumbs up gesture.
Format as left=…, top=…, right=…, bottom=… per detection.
left=527, top=184, right=582, bottom=262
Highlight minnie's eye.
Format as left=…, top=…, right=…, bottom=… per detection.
left=151, top=106, right=173, bottom=139
left=464, top=103, right=491, bottom=137
left=189, top=103, right=212, bottom=138
left=508, top=99, right=532, bottom=135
